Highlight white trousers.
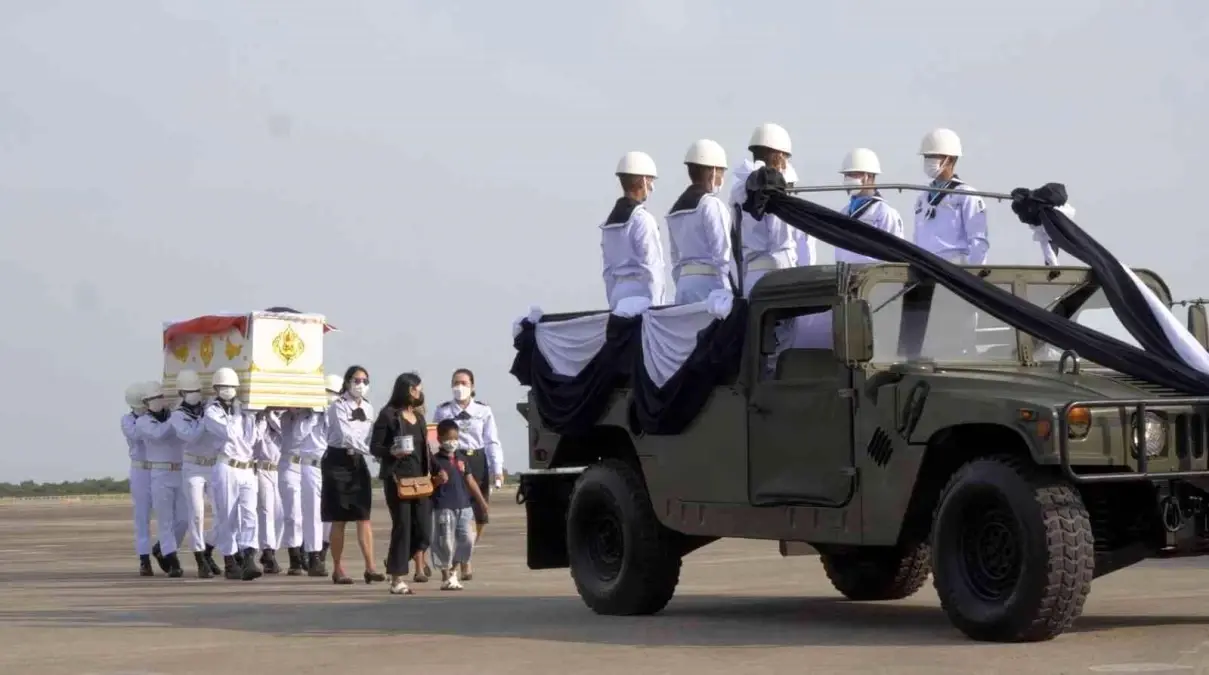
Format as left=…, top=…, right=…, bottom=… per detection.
left=150, top=468, right=189, bottom=556
left=183, top=462, right=216, bottom=552
left=278, top=459, right=303, bottom=549
left=674, top=274, right=727, bottom=305
left=129, top=466, right=153, bottom=556
left=257, top=468, right=283, bottom=550
left=212, top=463, right=258, bottom=556
left=299, top=462, right=329, bottom=553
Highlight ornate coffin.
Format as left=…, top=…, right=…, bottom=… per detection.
left=162, top=311, right=334, bottom=411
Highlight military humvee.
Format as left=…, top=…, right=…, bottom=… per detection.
left=515, top=263, right=1209, bottom=643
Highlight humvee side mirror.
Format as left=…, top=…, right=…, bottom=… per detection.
left=1189, top=304, right=1208, bottom=350
left=833, top=300, right=873, bottom=363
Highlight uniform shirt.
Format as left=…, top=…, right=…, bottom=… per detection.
left=136, top=409, right=184, bottom=463
left=432, top=398, right=504, bottom=478
left=283, top=409, right=328, bottom=459
left=792, top=229, right=817, bottom=267
left=431, top=452, right=472, bottom=511
left=600, top=197, right=667, bottom=306
left=665, top=186, right=733, bottom=285
left=169, top=403, right=211, bottom=459
left=835, top=195, right=905, bottom=264
left=255, top=409, right=285, bottom=463
left=913, top=179, right=989, bottom=264
left=201, top=400, right=259, bottom=463
left=122, top=412, right=146, bottom=462
left=730, top=159, right=799, bottom=269
left=326, top=393, right=374, bottom=456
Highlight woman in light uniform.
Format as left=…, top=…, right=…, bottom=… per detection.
left=431, top=368, right=504, bottom=581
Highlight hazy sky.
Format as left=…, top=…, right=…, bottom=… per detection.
left=1, top=1, right=1206, bottom=481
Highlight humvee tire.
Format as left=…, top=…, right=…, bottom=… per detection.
left=931, top=455, right=1095, bottom=642
left=566, top=459, right=682, bottom=615
left=820, top=542, right=931, bottom=601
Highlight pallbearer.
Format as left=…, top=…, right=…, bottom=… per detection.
left=136, top=381, right=188, bottom=578
left=202, top=367, right=262, bottom=581
left=667, top=139, right=732, bottom=304
left=255, top=408, right=286, bottom=574
left=169, top=369, right=223, bottom=578
left=601, top=151, right=666, bottom=309
left=281, top=374, right=342, bottom=576
left=122, top=382, right=156, bottom=576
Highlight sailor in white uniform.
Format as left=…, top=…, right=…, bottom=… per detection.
left=122, top=382, right=156, bottom=576
left=731, top=123, right=800, bottom=297
left=601, top=151, right=666, bottom=309
left=667, top=139, right=733, bottom=304
left=785, top=163, right=816, bottom=269
left=135, top=381, right=188, bottom=578
left=913, top=128, right=989, bottom=265
left=254, top=408, right=286, bottom=574
left=169, top=369, right=223, bottom=578
left=836, top=148, right=905, bottom=262
left=281, top=374, right=341, bottom=576
left=201, top=367, right=263, bottom=581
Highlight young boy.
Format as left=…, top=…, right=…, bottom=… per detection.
left=431, top=419, right=489, bottom=590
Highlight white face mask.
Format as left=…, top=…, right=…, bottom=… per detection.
left=452, top=384, right=472, bottom=402
left=216, top=386, right=236, bottom=402
left=349, top=382, right=368, bottom=399
left=439, top=440, right=458, bottom=454
left=183, top=392, right=201, bottom=405
left=842, top=175, right=864, bottom=187
left=147, top=398, right=165, bottom=413
left=923, top=158, right=944, bottom=180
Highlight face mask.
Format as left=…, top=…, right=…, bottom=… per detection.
left=439, top=440, right=458, bottom=454
left=216, top=386, right=236, bottom=402
left=452, top=385, right=472, bottom=402
left=924, top=158, right=944, bottom=180
left=646, top=178, right=655, bottom=195
left=147, top=398, right=165, bottom=413
left=349, top=382, right=368, bottom=399
left=842, top=176, right=864, bottom=188
left=183, top=392, right=201, bottom=406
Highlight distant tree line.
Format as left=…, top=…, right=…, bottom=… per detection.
left=0, top=477, right=130, bottom=498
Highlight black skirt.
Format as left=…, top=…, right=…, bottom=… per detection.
left=320, top=447, right=373, bottom=522
left=461, top=448, right=491, bottom=524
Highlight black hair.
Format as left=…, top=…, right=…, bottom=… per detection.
left=340, top=365, right=368, bottom=394
left=436, top=418, right=459, bottom=438
left=386, top=371, right=423, bottom=409
left=452, top=367, right=477, bottom=397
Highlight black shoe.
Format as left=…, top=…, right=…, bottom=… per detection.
left=364, top=570, right=386, bottom=584
left=233, top=551, right=245, bottom=566
left=261, top=549, right=281, bottom=575
left=240, top=547, right=263, bottom=581
left=139, top=554, right=154, bottom=577
left=204, top=544, right=222, bottom=575
left=165, top=552, right=184, bottom=578
left=223, top=555, right=242, bottom=580
left=286, top=547, right=305, bottom=576
left=307, top=551, right=327, bottom=577
left=194, top=552, right=214, bottom=579
left=151, top=542, right=170, bottom=573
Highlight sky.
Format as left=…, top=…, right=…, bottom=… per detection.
left=0, top=1, right=1206, bottom=481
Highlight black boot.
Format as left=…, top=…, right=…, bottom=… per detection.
left=241, top=547, right=263, bottom=581
left=139, top=554, right=154, bottom=577
left=223, top=555, right=242, bottom=580
left=233, top=550, right=245, bottom=566
left=286, top=547, right=304, bottom=576
left=194, top=552, right=214, bottom=579
left=306, top=551, right=327, bottom=577
left=203, top=544, right=222, bottom=575
left=151, top=542, right=170, bottom=573
left=260, top=549, right=281, bottom=575
left=165, top=551, right=184, bottom=578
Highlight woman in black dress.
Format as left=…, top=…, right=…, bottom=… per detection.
left=370, top=371, right=436, bottom=595
left=321, top=365, right=386, bottom=585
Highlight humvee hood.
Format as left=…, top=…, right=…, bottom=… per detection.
left=912, top=366, right=1178, bottom=407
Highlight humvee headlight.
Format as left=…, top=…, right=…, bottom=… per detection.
left=1129, top=411, right=1167, bottom=458
left=1066, top=406, right=1091, bottom=439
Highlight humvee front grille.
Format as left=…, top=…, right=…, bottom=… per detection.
left=866, top=428, right=894, bottom=467
left=1174, top=413, right=1207, bottom=460
left=1090, top=370, right=1184, bottom=398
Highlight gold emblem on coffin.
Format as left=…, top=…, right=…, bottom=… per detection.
left=199, top=335, right=214, bottom=367
left=272, top=325, right=305, bottom=366
left=170, top=343, right=189, bottom=363
left=224, top=335, right=243, bottom=360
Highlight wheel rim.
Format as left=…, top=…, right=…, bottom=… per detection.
left=956, top=494, right=1022, bottom=602
left=580, top=500, right=624, bottom=582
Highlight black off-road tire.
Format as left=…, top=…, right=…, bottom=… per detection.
left=820, top=542, right=932, bottom=601
left=566, top=459, right=682, bottom=615
left=931, top=455, right=1094, bottom=642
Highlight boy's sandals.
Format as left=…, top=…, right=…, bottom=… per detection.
left=389, top=578, right=413, bottom=595
left=441, top=574, right=464, bottom=591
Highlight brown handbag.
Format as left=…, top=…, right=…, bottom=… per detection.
left=395, top=475, right=433, bottom=500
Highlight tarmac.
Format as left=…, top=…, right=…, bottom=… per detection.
left=1, top=492, right=1208, bottom=675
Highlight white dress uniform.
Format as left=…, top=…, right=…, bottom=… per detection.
left=255, top=410, right=285, bottom=556
left=732, top=158, right=798, bottom=296
left=121, top=405, right=154, bottom=566
left=135, top=405, right=189, bottom=565
left=668, top=139, right=733, bottom=304
left=282, top=408, right=332, bottom=556
left=171, top=404, right=218, bottom=552
left=913, top=129, right=988, bottom=265
left=602, top=151, right=666, bottom=309
left=202, top=398, right=261, bottom=560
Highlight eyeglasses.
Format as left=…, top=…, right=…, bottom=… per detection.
left=351, top=377, right=369, bottom=385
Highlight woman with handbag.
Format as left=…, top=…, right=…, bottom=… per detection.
left=370, top=371, right=437, bottom=595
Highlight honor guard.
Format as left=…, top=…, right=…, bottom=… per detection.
left=135, top=381, right=188, bottom=577
left=201, top=367, right=263, bottom=581
left=601, top=151, right=667, bottom=309
left=123, top=382, right=157, bottom=576
left=731, top=123, right=800, bottom=296
left=913, top=128, right=989, bottom=264
left=169, top=369, right=222, bottom=578
left=837, top=148, right=905, bottom=262
left=785, top=163, right=817, bottom=269
left=666, top=139, right=733, bottom=304
left=281, top=374, right=341, bottom=576
left=254, top=408, right=286, bottom=574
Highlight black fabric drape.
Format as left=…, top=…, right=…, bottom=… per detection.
left=627, top=300, right=749, bottom=435
left=742, top=167, right=1209, bottom=394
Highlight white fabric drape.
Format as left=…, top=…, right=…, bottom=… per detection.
left=1120, top=265, right=1209, bottom=376
left=641, top=290, right=734, bottom=388
left=533, top=312, right=611, bottom=378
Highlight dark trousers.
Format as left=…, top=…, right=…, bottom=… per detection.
left=382, top=480, right=432, bottom=576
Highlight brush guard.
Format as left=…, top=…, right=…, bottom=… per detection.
left=1057, top=397, right=1209, bottom=483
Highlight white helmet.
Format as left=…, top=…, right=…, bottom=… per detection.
left=324, top=374, right=343, bottom=393
left=683, top=139, right=727, bottom=169
left=615, top=151, right=657, bottom=177
left=212, top=367, right=239, bottom=388
left=919, top=128, right=962, bottom=157
left=748, top=123, right=792, bottom=155
left=142, top=380, right=164, bottom=402
left=1056, top=202, right=1076, bottom=218
left=840, top=148, right=881, bottom=175
left=176, top=369, right=201, bottom=392
left=782, top=163, right=799, bottom=185
left=125, top=382, right=146, bottom=409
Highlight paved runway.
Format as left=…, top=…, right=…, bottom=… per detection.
left=1, top=492, right=1208, bottom=675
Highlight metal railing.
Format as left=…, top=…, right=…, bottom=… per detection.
left=1057, top=397, right=1209, bottom=483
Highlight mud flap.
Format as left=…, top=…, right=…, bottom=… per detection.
left=517, top=469, right=583, bottom=570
